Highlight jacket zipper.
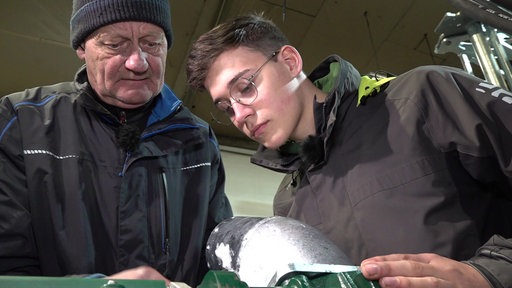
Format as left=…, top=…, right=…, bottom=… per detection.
left=118, top=111, right=130, bottom=177
left=160, top=171, right=170, bottom=255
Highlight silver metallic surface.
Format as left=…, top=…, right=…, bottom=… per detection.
left=206, top=216, right=353, bottom=287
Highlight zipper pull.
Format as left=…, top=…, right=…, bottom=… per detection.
left=161, top=171, right=170, bottom=255
left=119, top=110, right=127, bottom=125
left=164, top=238, right=170, bottom=255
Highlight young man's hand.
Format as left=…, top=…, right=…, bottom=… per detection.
left=360, top=253, right=490, bottom=288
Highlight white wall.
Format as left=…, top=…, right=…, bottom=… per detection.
left=220, top=146, right=284, bottom=217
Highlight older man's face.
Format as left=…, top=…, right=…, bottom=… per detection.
left=76, top=22, right=168, bottom=109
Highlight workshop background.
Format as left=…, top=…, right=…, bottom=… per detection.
left=0, top=0, right=462, bottom=216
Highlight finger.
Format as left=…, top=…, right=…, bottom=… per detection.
left=379, top=276, right=449, bottom=288
left=362, top=253, right=436, bottom=265
left=361, top=258, right=435, bottom=279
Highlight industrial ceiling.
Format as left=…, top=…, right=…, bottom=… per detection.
left=0, top=0, right=462, bottom=150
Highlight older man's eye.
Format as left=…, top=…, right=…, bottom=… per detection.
left=146, top=42, right=158, bottom=48
left=101, top=41, right=121, bottom=49
left=141, top=40, right=163, bottom=53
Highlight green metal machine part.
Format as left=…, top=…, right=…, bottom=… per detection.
left=198, top=270, right=381, bottom=288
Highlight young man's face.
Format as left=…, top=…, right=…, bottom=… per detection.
left=205, top=47, right=305, bottom=149
left=76, top=22, right=168, bottom=109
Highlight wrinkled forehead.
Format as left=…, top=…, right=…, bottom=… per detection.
left=91, top=22, right=166, bottom=40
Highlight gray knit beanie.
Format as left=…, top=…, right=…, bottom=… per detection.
left=70, top=0, right=173, bottom=49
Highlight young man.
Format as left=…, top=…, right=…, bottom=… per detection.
left=186, top=14, right=512, bottom=287
left=0, top=1, right=232, bottom=287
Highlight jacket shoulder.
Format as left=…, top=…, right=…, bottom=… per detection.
left=397, top=65, right=483, bottom=86
left=386, top=65, right=488, bottom=104
left=2, top=81, right=78, bottom=107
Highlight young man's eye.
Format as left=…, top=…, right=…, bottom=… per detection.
left=240, top=83, right=252, bottom=95
left=215, top=100, right=230, bottom=111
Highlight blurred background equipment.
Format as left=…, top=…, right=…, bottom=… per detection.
left=435, top=0, right=512, bottom=90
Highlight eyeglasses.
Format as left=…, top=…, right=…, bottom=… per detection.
left=211, top=50, right=280, bottom=126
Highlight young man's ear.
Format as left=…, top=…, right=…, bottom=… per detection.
left=279, top=45, right=303, bottom=77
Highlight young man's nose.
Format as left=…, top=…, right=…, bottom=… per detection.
left=232, top=101, right=254, bottom=124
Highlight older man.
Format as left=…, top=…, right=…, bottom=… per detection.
left=0, top=1, right=232, bottom=287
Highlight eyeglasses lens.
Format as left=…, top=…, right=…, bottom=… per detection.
left=211, top=78, right=258, bottom=126
left=230, top=78, right=257, bottom=105
left=210, top=101, right=234, bottom=126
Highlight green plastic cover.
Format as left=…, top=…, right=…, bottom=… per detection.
left=0, top=276, right=166, bottom=288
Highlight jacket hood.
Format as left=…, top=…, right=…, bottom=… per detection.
left=250, top=55, right=361, bottom=173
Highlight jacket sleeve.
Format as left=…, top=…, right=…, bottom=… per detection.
left=466, top=235, right=512, bottom=288
left=416, top=66, right=512, bottom=189
left=0, top=97, right=40, bottom=274
left=206, top=126, right=233, bottom=230
left=415, top=67, right=512, bottom=287
left=198, top=127, right=233, bottom=279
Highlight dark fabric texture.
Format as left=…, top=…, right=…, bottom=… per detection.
left=467, top=234, right=512, bottom=288
left=70, top=0, right=173, bottom=49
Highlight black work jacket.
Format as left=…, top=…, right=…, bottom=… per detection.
left=0, top=67, right=233, bottom=286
